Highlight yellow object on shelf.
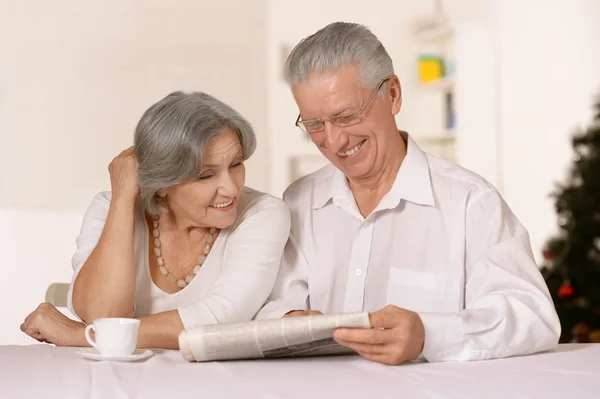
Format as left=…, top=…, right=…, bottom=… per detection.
left=418, top=55, right=444, bottom=83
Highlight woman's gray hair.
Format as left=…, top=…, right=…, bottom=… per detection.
left=134, top=91, right=256, bottom=215
left=284, top=22, right=394, bottom=92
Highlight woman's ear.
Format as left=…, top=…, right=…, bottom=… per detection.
left=156, top=188, right=167, bottom=198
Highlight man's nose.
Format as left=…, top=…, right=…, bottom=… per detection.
left=322, top=122, right=346, bottom=153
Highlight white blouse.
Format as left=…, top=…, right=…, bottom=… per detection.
left=67, top=187, right=290, bottom=328
left=258, top=132, right=560, bottom=362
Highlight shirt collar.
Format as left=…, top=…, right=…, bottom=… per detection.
left=311, top=165, right=349, bottom=210
left=378, top=131, right=435, bottom=210
left=311, top=131, right=435, bottom=211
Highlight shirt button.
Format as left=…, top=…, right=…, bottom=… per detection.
left=356, top=269, right=362, bottom=276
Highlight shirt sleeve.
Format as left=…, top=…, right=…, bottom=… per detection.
left=254, top=232, right=311, bottom=319
left=177, top=195, right=291, bottom=328
left=419, top=190, right=561, bottom=362
left=66, top=191, right=112, bottom=318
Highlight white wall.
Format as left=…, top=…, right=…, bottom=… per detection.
left=0, top=0, right=268, bottom=212
left=0, top=0, right=267, bottom=345
left=486, top=0, right=600, bottom=262
left=3, top=209, right=82, bottom=345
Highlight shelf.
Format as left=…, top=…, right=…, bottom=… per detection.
left=419, top=76, right=454, bottom=92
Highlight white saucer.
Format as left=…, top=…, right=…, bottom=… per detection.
left=77, top=348, right=154, bottom=362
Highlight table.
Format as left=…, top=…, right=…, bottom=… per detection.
left=1, top=344, right=599, bottom=398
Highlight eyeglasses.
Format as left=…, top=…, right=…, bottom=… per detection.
left=295, top=78, right=390, bottom=133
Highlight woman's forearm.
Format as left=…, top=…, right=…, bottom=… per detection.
left=72, top=310, right=184, bottom=350
left=72, top=197, right=138, bottom=323
left=136, top=311, right=184, bottom=349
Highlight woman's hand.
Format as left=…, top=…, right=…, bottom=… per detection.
left=108, top=146, right=139, bottom=202
left=283, top=310, right=324, bottom=317
left=20, top=303, right=86, bottom=347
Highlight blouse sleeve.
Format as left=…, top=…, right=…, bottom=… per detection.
left=177, top=194, right=291, bottom=328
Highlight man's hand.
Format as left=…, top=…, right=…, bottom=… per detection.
left=333, top=305, right=425, bottom=365
left=283, top=310, right=324, bottom=317
left=20, top=303, right=87, bottom=347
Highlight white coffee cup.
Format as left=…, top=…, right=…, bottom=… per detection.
left=84, top=318, right=140, bottom=356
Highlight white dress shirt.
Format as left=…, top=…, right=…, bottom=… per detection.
left=258, top=132, right=560, bottom=362
left=67, top=187, right=290, bottom=329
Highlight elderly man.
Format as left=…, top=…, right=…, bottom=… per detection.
left=258, top=22, right=560, bottom=365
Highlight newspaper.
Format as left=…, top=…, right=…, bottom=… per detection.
left=178, top=312, right=370, bottom=362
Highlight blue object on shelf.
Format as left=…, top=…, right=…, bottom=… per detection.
left=447, top=60, right=456, bottom=77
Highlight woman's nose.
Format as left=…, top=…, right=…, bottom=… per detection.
left=217, top=172, right=239, bottom=197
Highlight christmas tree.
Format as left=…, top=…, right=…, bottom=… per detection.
left=541, top=94, right=600, bottom=343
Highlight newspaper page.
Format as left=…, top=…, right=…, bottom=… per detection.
left=179, top=312, right=370, bottom=362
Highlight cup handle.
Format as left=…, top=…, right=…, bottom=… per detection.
left=84, top=324, right=98, bottom=350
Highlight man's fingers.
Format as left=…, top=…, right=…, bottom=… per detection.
left=334, top=338, right=386, bottom=355
left=333, top=327, right=391, bottom=345
left=368, top=306, right=401, bottom=329
left=357, top=351, right=400, bottom=366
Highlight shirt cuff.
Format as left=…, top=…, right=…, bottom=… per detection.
left=419, top=312, right=464, bottom=362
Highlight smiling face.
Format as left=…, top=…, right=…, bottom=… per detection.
left=292, top=64, right=402, bottom=182
left=158, top=128, right=246, bottom=229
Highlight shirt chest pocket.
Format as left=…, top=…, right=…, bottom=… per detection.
left=386, top=268, right=461, bottom=313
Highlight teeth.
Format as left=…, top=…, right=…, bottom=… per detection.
left=211, top=199, right=233, bottom=208
left=338, top=141, right=364, bottom=157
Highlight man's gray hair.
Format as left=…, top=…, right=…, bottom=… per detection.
left=284, top=22, right=394, bottom=90
left=134, top=91, right=256, bottom=215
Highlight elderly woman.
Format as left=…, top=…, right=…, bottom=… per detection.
left=20, top=91, right=290, bottom=349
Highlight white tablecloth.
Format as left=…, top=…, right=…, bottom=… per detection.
left=1, top=344, right=599, bottom=398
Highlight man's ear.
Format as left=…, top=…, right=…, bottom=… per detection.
left=388, top=75, right=402, bottom=116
